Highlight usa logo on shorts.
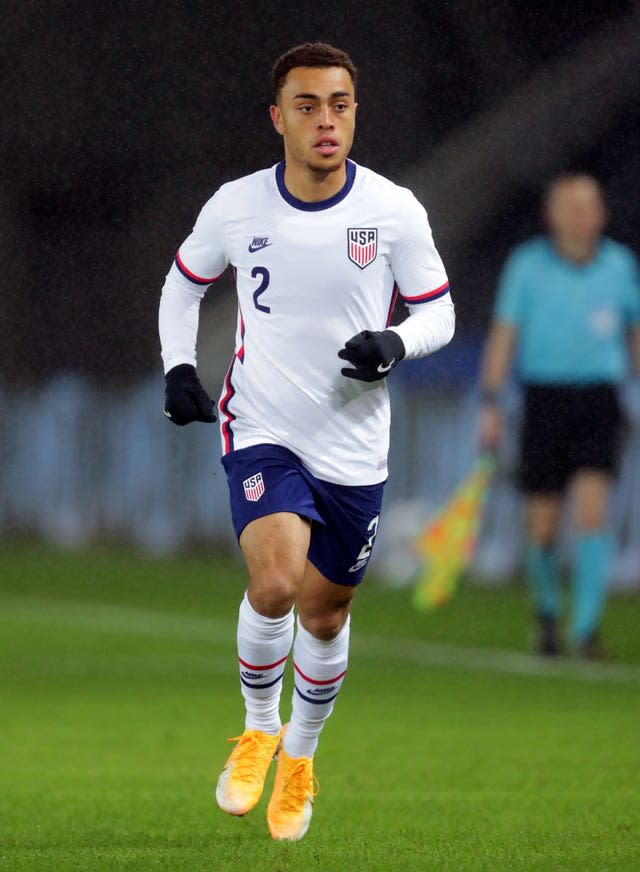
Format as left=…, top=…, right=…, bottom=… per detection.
left=243, top=472, right=265, bottom=502
left=347, top=228, right=378, bottom=269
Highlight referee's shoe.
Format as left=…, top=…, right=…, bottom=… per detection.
left=535, top=613, right=563, bottom=657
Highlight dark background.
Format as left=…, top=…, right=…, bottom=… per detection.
left=4, top=1, right=640, bottom=386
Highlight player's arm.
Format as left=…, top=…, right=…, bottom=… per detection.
left=630, top=325, right=640, bottom=375
left=389, top=290, right=455, bottom=359
left=477, top=247, right=527, bottom=451
left=480, top=321, right=517, bottom=396
left=477, top=321, right=517, bottom=451
left=337, top=292, right=455, bottom=382
left=159, top=194, right=228, bottom=425
left=338, top=193, right=454, bottom=382
left=622, top=249, right=640, bottom=376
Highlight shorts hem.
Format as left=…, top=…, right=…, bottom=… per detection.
left=306, top=552, right=365, bottom=587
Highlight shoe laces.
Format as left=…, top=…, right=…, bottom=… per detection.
left=226, top=731, right=277, bottom=783
left=279, top=757, right=319, bottom=812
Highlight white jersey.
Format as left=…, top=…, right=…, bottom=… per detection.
left=159, top=160, right=454, bottom=485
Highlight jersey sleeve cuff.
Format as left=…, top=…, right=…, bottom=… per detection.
left=161, top=351, right=198, bottom=374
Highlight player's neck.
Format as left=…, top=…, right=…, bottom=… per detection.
left=282, top=161, right=347, bottom=203
left=553, top=236, right=599, bottom=265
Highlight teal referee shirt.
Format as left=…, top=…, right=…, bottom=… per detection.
left=495, top=237, right=640, bottom=385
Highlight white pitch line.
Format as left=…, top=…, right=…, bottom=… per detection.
left=0, top=594, right=234, bottom=646
left=353, top=634, right=640, bottom=686
left=2, top=594, right=640, bottom=687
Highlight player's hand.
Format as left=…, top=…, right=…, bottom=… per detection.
left=338, top=330, right=406, bottom=382
left=163, top=364, right=217, bottom=426
left=478, top=403, right=502, bottom=452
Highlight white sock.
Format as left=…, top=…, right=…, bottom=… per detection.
left=237, top=592, right=294, bottom=735
left=284, top=614, right=350, bottom=759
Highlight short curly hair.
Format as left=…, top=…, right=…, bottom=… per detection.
left=271, top=42, right=357, bottom=100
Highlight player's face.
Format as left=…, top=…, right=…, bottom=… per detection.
left=270, top=66, right=357, bottom=175
left=546, top=178, right=607, bottom=246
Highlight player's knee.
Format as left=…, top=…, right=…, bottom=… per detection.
left=527, top=517, right=556, bottom=549
left=577, top=514, right=605, bottom=534
left=302, top=608, right=349, bottom=641
left=247, top=571, right=300, bottom=618
left=529, top=528, right=555, bottom=549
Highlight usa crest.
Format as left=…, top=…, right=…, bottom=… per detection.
left=347, top=228, right=378, bottom=269
left=243, top=472, right=265, bottom=502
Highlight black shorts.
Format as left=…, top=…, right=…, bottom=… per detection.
left=519, top=383, right=622, bottom=495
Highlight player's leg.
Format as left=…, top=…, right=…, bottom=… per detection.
left=267, top=475, right=382, bottom=841
left=566, top=385, right=621, bottom=658
left=216, top=512, right=310, bottom=816
left=286, top=564, right=354, bottom=757
left=217, top=445, right=322, bottom=816
left=519, top=386, right=566, bottom=655
left=267, top=562, right=355, bottom=841
left=570, top=470, right=613, bottom=657
left=237, top=511, right=310, bottom=731
left=217, top=511, right=310, bottom=816
left=525, top=493, right=563, bottom=653
left=241, top=509, right=311, bottom=616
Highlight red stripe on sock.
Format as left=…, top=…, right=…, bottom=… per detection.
left=238, top=654, right=288, bottom=671
left=293, top=661, right=347, bottom=685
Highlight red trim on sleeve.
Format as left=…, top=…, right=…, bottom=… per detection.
left=401, top=281, right=450, bottom=304
left=175, top=250, right=220, bottom=285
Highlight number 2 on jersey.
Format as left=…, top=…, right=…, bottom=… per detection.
left=251, top=267, right=270, bottom=313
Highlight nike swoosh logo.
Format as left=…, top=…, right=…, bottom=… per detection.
left=163, top=408, right=172, bottom=418
left=248, top=242, right=273, bottom=253
left=377, top=359, right=396, bottom=373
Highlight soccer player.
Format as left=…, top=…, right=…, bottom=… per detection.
left=479, top=174, right=640, bottom=659
left=159, top=42, right=454, bottom=841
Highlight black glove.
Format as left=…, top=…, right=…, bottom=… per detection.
left=338, top=330, right=406, bottom=382
left=163, top=364, right=217, bottom=426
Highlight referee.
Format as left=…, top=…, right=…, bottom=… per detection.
left=479, top=174, right=640, bottom=659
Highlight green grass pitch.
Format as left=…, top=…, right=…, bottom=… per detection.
left=1, top=541, right=639, bottom=871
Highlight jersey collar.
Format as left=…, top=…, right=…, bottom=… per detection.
left=275, top=159, right=356, bottom=211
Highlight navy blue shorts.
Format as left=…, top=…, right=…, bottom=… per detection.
left=221, top=443, right=385, bottom=586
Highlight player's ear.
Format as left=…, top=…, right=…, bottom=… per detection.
left=270, top=104, right=285, bottom=135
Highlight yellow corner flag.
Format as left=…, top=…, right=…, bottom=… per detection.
left=412, top=454, right=496, bottom=610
